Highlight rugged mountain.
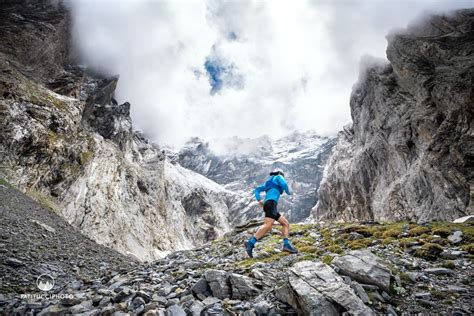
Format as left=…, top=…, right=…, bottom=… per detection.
left=178, top=132, right=336, bottom=224
left=315, top=9, right=474, bottom=222
left=0, top=0, right=234, bottom=261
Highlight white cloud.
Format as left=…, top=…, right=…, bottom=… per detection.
left=69, top=0, right=472, bottom=147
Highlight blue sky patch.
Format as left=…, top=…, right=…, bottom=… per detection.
left=204, top=56, right=244, bottom=94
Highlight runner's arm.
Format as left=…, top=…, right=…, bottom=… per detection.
left=254, top=184, right=265, bottom=201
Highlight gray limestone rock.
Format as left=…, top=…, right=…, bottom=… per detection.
left=228, top=274, right=261, bottom=300
left=314, top=9, right=474, bottom=222
left=423, top=267, right=455, bottom=276
left=204, top=270, right=231, bottom=299
left=332, top=250, right=392, bottom=291
left=448, top=231, right=463, bottom=244
left=69, top=300, right=93, bottom=314
left=165, top=304, right=186, bottom=316
left=289, top=261, right=374, bottom=315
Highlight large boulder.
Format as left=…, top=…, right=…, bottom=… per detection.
left=314, top=9, right=474, bottom=222
left=333, top=250, right=392, bottom=291
left=277, top=260, right=374, bottom=315
left=204, top=269, right=261, bottom=300
left=204, top=270, right=231, bottom=299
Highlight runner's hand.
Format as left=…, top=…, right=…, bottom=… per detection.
left=258, top=201, right=264, bottom=208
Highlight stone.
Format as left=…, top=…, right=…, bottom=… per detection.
left=405, top=272, right=423, bottom=282
left=348, top=232, right=365, bottom=240
left=136, top=290, right=152, bottom=303
left=37, top=304, right=68, bottom=315
left=113, top=287, right=134, bottom=303
left=189, top=300, right=205, bottom=316
left=333, top=250, right=392, bottom=291
left=100, top=306, right=115, bottom=315
left=386, top=304, right=398, bottom=316
left=441, top=250, right=463, bottom=259
left=423, top=268, right=455, bottom=276
left=448, top=231, right=463, bottom=244
left=228, top=274, right=260, bottom=300
left=5, top=257, right=24, bottom=268
left=202, top=296, right=220, bottom=306
left=204, top=270, right=231, bottom=299
left=414, top=292, right=431, bottom=300
left=191, top=278, right=211, bottom=297
left=165, top=304, right=186, bottom=316
left=69, top=300, right=93, bottom=314
left=30, top=219, right=56, bottom=233
left=369, top=291, right=385, bottom=303
left=130, top=296, right=146, bottom=310
left=70, top=280, right=83, bottom=290
left=446, top=285, right=468, bottom=293
left=288, top=261, right=374, bottom=315
left=351, top=282, right=370, bottom=304
left=153, top=295, right=168, bottom=305
left=253, top=300, right=272, bottom=316
left=98, top=297, right=112, bottom=308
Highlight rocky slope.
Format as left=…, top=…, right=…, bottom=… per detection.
left=178, top=132, right=336, bottom=224
left=0, top=177, right=136, bottom=296
left=2, top=205, right=473, bottom=314
left=315, top=9, right=474, bottom=222
left=0, top=0, right=234, bottom=261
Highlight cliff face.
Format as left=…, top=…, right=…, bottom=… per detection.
left=315, top=10, right=473, bottom=222
left=0, top=1, right=233, bottom=261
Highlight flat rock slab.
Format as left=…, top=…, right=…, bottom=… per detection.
left=423, top=268, right=455, bottom=276
left=288, top=260, right=374, bottom=315
left=333, top=250, right=392, bottom=291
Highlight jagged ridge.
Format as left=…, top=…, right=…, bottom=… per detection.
left=315, top=9, right=474, bottom=222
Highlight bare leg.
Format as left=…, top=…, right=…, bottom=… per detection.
left=255, top=217, right=275, bottom=240
left=277, top=216, right=289, bottom=238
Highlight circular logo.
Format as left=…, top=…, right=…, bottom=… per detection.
left=36, top=274, right=54, bottom=292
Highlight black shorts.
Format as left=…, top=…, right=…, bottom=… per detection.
left=263, top=200, right=281, bottom=221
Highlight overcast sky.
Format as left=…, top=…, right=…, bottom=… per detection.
left=69, top=0, right=472, bottom=147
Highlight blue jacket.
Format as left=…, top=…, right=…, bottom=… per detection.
left=254, top=175, right=291, bottom=203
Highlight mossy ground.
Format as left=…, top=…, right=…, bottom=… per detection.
left=233, top=221, right=473, bottom=268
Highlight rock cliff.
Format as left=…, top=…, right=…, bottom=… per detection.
left=315, top=9, right=474, bottom=222
left=0, top=0, right=233, bottom=261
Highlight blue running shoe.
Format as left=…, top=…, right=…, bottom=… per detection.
left=282, top=243, right=298, bottom=254
left=244, top=241, right=254, bottom=258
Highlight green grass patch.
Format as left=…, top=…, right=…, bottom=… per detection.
left=325, top=244, right=343, bottom=254
left=408, top=226, right=431, bottom=236
left=347, top=239, right=371, bottom=250
left=432, top=227, right=452, bottom=238
left=441, top=260, right=456, bottom=269
left=460, top=243, right=474, bottom=254
left=414, top=243, right=444, bottom=260
left=321, top=255, right=334, bottom=265
left=383, top=228, right=402, bottom=238
left=0, top=178, right=13, bottom=189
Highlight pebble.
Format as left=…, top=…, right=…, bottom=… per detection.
left=414, top=292, right=431, bottom=300
left=448, top=231, right=463, bottom=244
left=6, top=257, right=24, bottom=267
left=424, top=268, right=455, bottom=275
